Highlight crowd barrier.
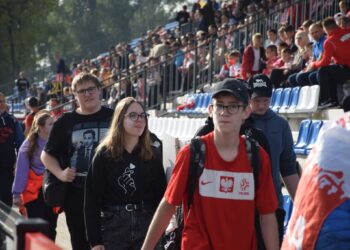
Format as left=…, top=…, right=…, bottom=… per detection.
left=0, top=201, right=61, bottom=250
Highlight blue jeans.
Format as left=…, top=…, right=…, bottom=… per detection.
left=101, top=205, right=154, bottom=250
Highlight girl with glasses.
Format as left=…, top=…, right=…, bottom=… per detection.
left=84, top=97, right=166, bottom=250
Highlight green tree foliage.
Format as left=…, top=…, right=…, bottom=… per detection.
left=0, top=0, right=182, bottom=94
left=0, top=0, right=56, bottom=93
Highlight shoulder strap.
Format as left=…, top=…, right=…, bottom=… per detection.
left=244, top=137, right=260, bottom=190
left=187, top=137, right=206, bottom=210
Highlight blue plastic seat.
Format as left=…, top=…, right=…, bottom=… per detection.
left=287, top=87, right=301, bottom=113
left=278, top=88, right=292, bottom=113
left=271, top=88, right=283, bottom=112
left=283, top=195, right=293, bottom=233
left=294, top=119, right=312, bottom=155
left=305, top=120, right=323, bottom=154
left=269, top=89, right=276, bottom=108
left=191, top=93, right=206, bottom=113
left=200, top=93, right=212, bottom=113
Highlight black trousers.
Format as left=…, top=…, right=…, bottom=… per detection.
left=0, top=170, right=14, bottom=207
left=270, top=69, right=299, bottom=88
left=318, top=65, right=350, bottom=103
left=25, top=190, right=58, bottom=240
left=64, top=187, right=90, bottom=250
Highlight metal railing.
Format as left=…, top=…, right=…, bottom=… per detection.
left=0, top=201, right=60, bottom=250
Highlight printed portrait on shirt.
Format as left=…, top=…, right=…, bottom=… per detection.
left=70, top=122, right=109, bottom=174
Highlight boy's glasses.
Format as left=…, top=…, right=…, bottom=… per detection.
left=75, top=86, right=98, bottom=95
left=213, top=103, right=244, bottom=115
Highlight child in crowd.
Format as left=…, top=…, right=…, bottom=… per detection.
left=217, top=50, right=241, bottom=80
left=263, top=45, right=279, bottom=76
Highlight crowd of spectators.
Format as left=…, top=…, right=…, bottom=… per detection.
left=14, top=0, right=349, bottom=113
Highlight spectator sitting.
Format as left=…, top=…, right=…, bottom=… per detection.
left=288, top=22, right=327, bottom=87
left=262, top=45, right=279, bottom=76
left=305, top=17, right=350, bottom=108
left=217, top=50, right=241, bottom=80
left=264, top=28, right=281, bottom=48
left=270, top=31, right=309, bottom=88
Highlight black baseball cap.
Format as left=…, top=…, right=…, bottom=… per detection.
left=212, top=78, right=249, bottom=105
left=248, top=74, right=273, bottom=99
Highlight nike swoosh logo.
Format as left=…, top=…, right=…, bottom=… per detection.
left=201, top=180, right=213, bottom=185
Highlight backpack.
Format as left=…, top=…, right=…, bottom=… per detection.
left=160, top=136, right=260, bottom=250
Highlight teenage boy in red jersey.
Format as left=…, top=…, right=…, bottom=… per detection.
left=141, top=78, right=279, bottom=250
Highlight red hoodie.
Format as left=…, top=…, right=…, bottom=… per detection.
left=312, top=27, right=350, bottom=69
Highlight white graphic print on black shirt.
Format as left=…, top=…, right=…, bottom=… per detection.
left=117, top=163, right=137, bottom=195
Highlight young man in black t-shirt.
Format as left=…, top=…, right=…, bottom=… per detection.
left=41, top=73, right=113, bottom=250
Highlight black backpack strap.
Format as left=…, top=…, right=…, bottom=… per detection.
left=244, top=137, right=260, bottom=190
left=187, top=137, right=206, bottom=210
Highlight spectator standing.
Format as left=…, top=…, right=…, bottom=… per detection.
left=84, top=97, right=166, bottom=250
left=249, top=74, right=300, bottom=244
left=54, top=52, right=67, bottom=83
left=306, top=17, right=350, bottom=108
left=24, top=97, right=40, bottom=136
left=176, top=5, right=190, bottom=26
left=49, top=98, right=64, bottom=121
left=0, top=92, right=24, bottom=206
left=241, top=33, right=266, bottom=80
left=12, top=111, right=57, bottom=240
left=141, top=79, right=279, bottom=250
left=16, top=72, right=30, bottom=100
left=41, top=73, right=114, bottom=250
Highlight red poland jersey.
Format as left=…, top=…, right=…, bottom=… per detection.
left=165, top=132, right=278, bottom=250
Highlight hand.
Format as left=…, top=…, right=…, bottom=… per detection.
left=283, top=69, right=289, bottom=75
left=306, top=64, right=314, bottom=72
left=91, top=245, right=105, bottom=250
left=58, top=167, right=76, bottom=182
left=13, top=196, right=22, bottom=207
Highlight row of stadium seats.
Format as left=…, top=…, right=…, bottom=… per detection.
left=175, top=93, right=212, bottom=114
left=175, top=85, right=320, bottom=115
left=294, top=119, right=325, bottom=155
left=271, top=85, right=320, bottom=114
left=148, top=117, right=206, bottom=141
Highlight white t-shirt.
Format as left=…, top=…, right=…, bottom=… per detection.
left=252, top=48, right=260, bottom=71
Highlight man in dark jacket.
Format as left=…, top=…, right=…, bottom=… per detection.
left=249, top=74, right=299, bottom=244
left=0, top=92, right=24, bottom=206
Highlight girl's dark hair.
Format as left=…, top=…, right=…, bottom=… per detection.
left=26, top=111, right=52, bottom=165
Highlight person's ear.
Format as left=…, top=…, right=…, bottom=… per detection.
left=243, top=104, right=252, bottom=120
left=208, top=104, right=213, bottom=117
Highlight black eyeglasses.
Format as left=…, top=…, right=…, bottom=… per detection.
left=75, top=86, right=98, bottom=95
left=213, top=103, right=244, bottom=115
left=125, top=112, right=149, bottom=121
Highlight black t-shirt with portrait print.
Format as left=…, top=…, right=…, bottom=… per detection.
left=84, top=146, right=167, bottom=247
left=44, top=106, right=114, bottom=189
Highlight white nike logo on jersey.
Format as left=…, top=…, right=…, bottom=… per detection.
left=199, top=169, right=255, bottom=200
